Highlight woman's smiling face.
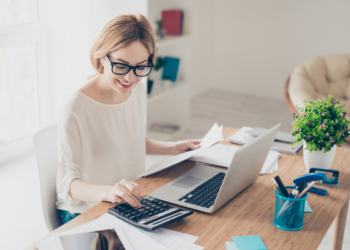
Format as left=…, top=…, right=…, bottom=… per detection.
left=101, top=40, right=150, bottom=95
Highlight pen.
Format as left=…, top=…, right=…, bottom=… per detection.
left=296, top=181, right=315, bottom=198
left=271, top=178, right=283, bottom=195
left=288, top=183, right=307, bottom=227
left=276, top=189, right=299, bottom=218
left=271, top=178, right=284, bottom=205
left=288, top=189, right=300, bottom=227
left=277, top=181, right=315, bottom=218
left=289, top=189, right=299, bottom=198
left=297, top=181, right=306, bottom=194
left=274, top=176, right=290, bottom=197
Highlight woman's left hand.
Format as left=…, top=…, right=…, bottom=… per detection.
left=173, top=139, right=201, bottom=155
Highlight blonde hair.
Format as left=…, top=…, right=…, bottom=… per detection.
left=89, top=14, right=156, bottom=78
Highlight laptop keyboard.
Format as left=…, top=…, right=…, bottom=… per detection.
left=178, top=172, right=225, bottom=208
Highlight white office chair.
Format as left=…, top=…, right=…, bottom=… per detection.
left=33, top=124, right=62, bottom=232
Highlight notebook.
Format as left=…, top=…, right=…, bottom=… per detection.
left=161, top=10, right=183, bottom=35
left=162, top=57, right=180, bottom=82
left=227, top=126, right=302, bottom=154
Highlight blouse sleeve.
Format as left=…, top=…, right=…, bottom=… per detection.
left=56, top=108, right=83, bottom=208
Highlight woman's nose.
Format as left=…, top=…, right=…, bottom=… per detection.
left=124, top=70, right=137, bottom=82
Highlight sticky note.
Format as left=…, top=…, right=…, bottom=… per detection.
left=231, top=235, right=267, bottom=250
left=304, top=201, right=313, bottom=213
left=226, top=242, right=239, bottom=250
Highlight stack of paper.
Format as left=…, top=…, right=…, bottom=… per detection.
left=34, top=213, right=204, bottom=250
left=188, top=144, right=279, bottom=174
left=226, top=235, right=267, bottom=250
left=140, top=123, right=223, bottom=177
left=227, top=126, right=303, bottom=155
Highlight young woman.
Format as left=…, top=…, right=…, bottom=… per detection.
left=56, top=14, right=201, bottom=224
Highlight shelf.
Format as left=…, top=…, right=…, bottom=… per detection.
left=156, top=35, right=190, bottom=48
left=147, top=82, right=187, bottom=103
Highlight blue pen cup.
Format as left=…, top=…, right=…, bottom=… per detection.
left=273, top=186, right=308, bottom=231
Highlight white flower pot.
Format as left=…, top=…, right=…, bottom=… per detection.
left=303, top=141, right=336, bottom=170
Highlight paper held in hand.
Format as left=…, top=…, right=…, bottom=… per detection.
left=139, top=123, right=223, bottom=177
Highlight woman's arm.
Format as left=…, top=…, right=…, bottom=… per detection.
left=145, top=137, right=176, bottom=155
left=69, top=178, right=142, bottom=208
left=146, top=137, right=201, bottom=155
left=58, top=110, right=142, bottom=208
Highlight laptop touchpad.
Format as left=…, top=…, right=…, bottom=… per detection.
left=171, top=176, right=203, bottom=189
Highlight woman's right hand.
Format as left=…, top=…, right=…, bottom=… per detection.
left=106, top=179, right=142, bottom=208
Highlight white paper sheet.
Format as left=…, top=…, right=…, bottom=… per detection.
left=34, top=237, right=55, bottom=250
left=227, top=126, right=302, bottom=154
left=51, top=223, right=133, bottom=250
left=139, top=123, right=223, bottom=177
left=35, top=213, right=204, bottom=250
left=35, top=221, right=167, bottom=250
left=162, top=229, right=199, bottom=244
left=82, top=214, right=203, bottom=250
left=188, top=144, right=237, bottom=167
left=142, top=228, right=204, bottom=250
left=146, top=155, right=172, bottom=169
left=85, top=214, right=203, bottom=250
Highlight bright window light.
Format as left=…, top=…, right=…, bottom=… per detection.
left=0, top=43, right=39, bottom=145
left=0, top=0, right=38, bottom=28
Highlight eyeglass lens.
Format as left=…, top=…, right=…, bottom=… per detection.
left=112, top=64, right=151, bottom=76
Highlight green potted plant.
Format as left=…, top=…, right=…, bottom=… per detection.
left=155, top=20, right=166, bottom=39
left=291, top=95, right=350, bottom=169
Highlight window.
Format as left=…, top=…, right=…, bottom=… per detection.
left=0, top=43, right=39, bottom=144
left=0, top=0, right=38, bottom=28
left=0, top=0, right=49, bottom=150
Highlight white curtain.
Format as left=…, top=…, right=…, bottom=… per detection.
left=46, top=0, right=148, bottom=122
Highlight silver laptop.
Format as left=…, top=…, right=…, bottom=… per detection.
left=149, top=123, right=280, bottom=214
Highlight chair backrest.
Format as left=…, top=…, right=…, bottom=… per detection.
left=284, top=75, right=299, bottom=115
left=33, top=124, right=62, bottom=232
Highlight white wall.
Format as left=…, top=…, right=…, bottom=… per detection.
left=209, top=0, right=350, bottom=101
left=46, top=0, right=350, bottom=116
left=47, top=1, right=147, bottom=123
left=190, top=0, right=216, bottom=97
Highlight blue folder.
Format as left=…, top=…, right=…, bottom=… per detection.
left=162, top=57, right=180, bottom=82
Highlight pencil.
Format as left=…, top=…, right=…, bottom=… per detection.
left=276, top=182, right=315, bottom=219
left=296, top=181, right=315, bottom=198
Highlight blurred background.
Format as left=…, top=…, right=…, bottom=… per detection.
left=1, top=0, right=350, bottom=249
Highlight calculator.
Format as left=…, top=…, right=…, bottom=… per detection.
left=108, top=195, right=193, bottom=231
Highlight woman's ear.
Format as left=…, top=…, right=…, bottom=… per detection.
left=100, top=57, right=105, bottom=66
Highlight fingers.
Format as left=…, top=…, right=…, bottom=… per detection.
left=113, top=181, right=142, bottom=208
left=191, top=139, right=202, bottom=145
left=113, top=187, right=141, bottom=208
left=188, top=139, right=201, bottom=150
left=120, top=179, right=142, bottom=201
left=111, top=196, right=122, bottom=204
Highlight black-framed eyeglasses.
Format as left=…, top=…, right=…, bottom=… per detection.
left=105, top=55, right=154, bottom=77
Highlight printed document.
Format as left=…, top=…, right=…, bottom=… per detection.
left=139, top=123, right=223, bottom=177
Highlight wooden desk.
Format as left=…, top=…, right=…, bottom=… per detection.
left=29, top=127, right=350, bottom=250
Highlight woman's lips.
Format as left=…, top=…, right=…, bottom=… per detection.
left=117, top=79, right=134, bottom=88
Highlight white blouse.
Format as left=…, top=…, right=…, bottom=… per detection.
left=56, top=83, right=146, bottom=214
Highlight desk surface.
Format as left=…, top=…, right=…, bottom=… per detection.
left=30, top=127, right=350, bottom=250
